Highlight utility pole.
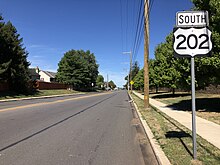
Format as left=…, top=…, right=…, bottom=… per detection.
left=123, top=51, right=132, bottom=93
left=144, top=0, right=150, bottom=108
left=107, top=74, right=109, bottom=89
left=123, top=68, right=129, bottom=90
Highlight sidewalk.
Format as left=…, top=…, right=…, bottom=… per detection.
left=133, top=91, right=220, bottom=150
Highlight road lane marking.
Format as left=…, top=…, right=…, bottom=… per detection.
left=0, top=92, right=112, bottom=113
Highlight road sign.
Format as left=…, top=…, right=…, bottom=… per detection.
left=173, top=27, right=212, bottom=57
left=176, top=11, right=209, bottom=27
left=130, top=80, right=134, bottom=85
left=174, top=10, right=212, bottom=160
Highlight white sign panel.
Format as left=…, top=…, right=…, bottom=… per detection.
left=176, top=11, right=209, bottom=27
left=173, top=27, right=212, bottom=57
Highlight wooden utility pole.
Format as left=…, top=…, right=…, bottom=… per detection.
left=107, top=74, right=109, bottom=89
left=144, top=0, right=150, bottom=108
left=123, top=51, right=132, bottom=93
left=129, top=51, right=132, bottom=93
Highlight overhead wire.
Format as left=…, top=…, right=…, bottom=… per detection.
left=125, top=0, right=129, bottom=51
left=119, top=0, right=124, bottom=53
left=132, top=0, right=155, bottom=65
left=120, top=0, right=155, bottom=66
left=131, top=0, right=138, bottom=47
left=149, top=0, right=155, bottom=14
left=131, top=0, right=145, bottom=64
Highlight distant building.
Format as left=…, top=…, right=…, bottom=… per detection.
left=28, top=67, right=57, bottom=83
left=39, top=70, right=57, bottom=83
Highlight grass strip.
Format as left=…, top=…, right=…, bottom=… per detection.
left=131, top=93, right=220, bottom=165
left=0, top=90, right=82, bottom=100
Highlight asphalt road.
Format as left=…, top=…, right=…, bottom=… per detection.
left=0, top=90, right=158, bottom=165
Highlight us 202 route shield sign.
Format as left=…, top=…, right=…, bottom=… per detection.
left=173, top=11, right=212, bottom=57
left=173, top=27, right=212, bottom=57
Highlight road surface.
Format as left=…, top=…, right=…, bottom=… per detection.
left=0, top=91, right=158, bottom=165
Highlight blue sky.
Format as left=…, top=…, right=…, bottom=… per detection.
left=1, top=0, right=193, bottom=87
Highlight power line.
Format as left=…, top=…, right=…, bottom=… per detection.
left=125, top=0, right=129, bottom=50
left=131, top=0, right=155, bottom=64
left=149, top=0, right=155, bottom=14
left=120, top=0, right=155, bottom=66
left=131, top=0, right=144, bottom=57
left=132, top=0, right=145, bottom=63
left=119, top=0, right=124, bottom=52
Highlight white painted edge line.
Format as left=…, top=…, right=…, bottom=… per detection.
left=130, top=94, right=171, bottom=165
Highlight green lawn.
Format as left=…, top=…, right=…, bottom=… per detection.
left=131, top=93, right=220, bottom=165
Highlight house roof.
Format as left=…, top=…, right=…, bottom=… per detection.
left=41, top=71, right=56, bottom=78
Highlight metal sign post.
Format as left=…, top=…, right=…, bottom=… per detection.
left=173, top=11, right=212, bottom=160
left=191, top=57, right=197, bottom=159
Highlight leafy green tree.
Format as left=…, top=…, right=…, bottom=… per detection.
left=147, top=0, right=220, bottom=93
left=150, top=1, right=220, bottom=92
left=133, top=68, right=144, bottom=91
left=108, top=80, right=116, bottom=89
left=56, top=49, right=99, bottom=90
left=96, top=74, right=104, bottom=89
left=0, top=16, right=30, bottom=92
left=124, top=61, right=140, bottom=89
left=153, top=34, right=183, bottom=94
left=149, top=59, right=164, bottom=93
left=131, top=61, right=140, bottom=80
left=192, top=0, right=220, bottom=33
left=192, top=0, right=220, bottom=88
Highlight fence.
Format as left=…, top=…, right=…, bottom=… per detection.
left=37, top=81, right=70, bottom=90
left=0, top=82, right=9, bottom=91
left=0, top=81, right=70, bottom=91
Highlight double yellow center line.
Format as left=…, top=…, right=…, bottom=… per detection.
left=0, top=92, right=111, bottom=113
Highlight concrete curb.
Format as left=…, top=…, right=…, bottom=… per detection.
left=129, top=93, right=171, bottom=165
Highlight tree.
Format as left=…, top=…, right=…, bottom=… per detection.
left=131, top=61, right=140, bottom=80
left=124, top=61, right=140, bottom=89
left=147, top=0, right=220, bottom=93
left=192, top=0, right=220, bottom=88
left=133, top=68, right=144, bottom=91
left=149, top=59, right=164, bottom=93
left=56, top=49, right=99, bottom=91
left=152, top=34, right=183, bottom=94
left=0, top=16, right=30, bottom=92
left=108, top=80, right=116, bottom=89
left=192, top=0, right=220, bottom=33
left=96, top=74, right=104, bottom=89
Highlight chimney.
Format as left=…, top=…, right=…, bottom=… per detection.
left=36, top=66, right=40, bottom=73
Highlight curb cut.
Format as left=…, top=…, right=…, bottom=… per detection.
left=129, top=93, right=171, bottom=165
